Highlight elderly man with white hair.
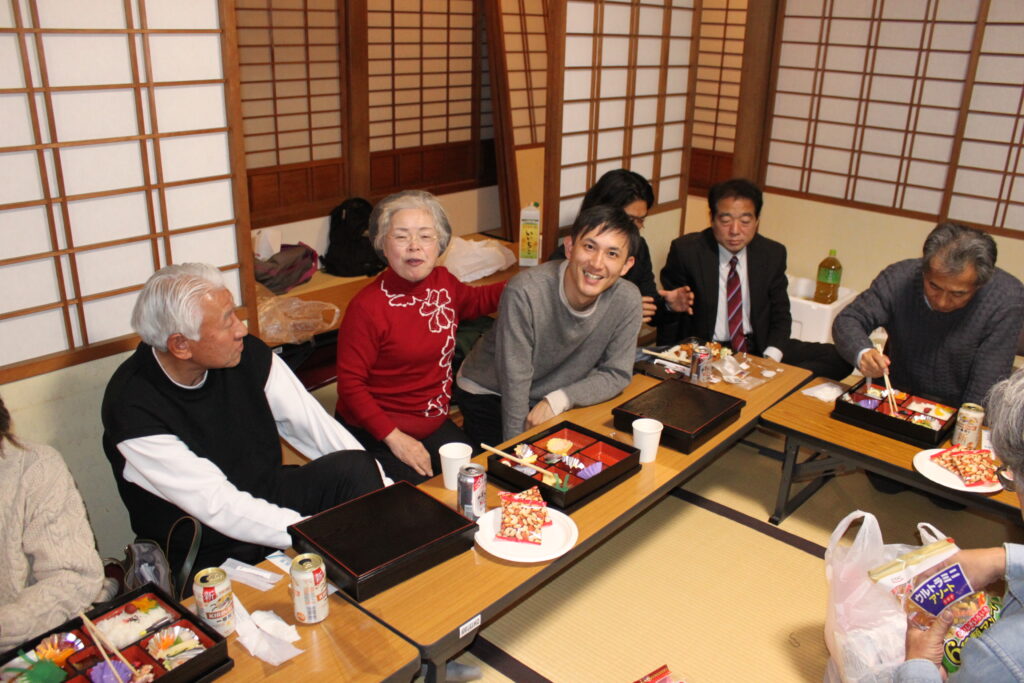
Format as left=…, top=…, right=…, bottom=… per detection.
left=102, top=263, right=385, bottom=574
left=896, top=369, right=1024, bottom=681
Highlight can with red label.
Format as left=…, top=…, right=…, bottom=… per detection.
left=458, top=463, right=487, bottom=521
left=193, top=567, right=235, bottom=636
left=952, top=403, right=984, bottom=449
left=291, top=553, right=330, bottom=624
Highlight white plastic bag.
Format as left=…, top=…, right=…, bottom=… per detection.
left=441, top=236, right=515, bottom=282
left=823, top=511, right=950, bottom=683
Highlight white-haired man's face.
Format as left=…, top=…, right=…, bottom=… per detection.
left=179, top=288, right=247, bottom=369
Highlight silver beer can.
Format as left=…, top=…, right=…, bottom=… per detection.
left=952, top=402, right=984, bottom=449
left=692, top=345, right=713, bottom=383
left=457, top=463, right=487, bottom=520
left=193, top=567, right=235, bottom=637
left=291, top=552, right=330, bottom=624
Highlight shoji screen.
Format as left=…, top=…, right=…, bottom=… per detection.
left=0, top=0, right=247, bottom=378
left=365, top=0, right=484, bottom=195
left=690, top=0, right=745, bottom=189
left=499, top=0, right=549, bottom=148
left=765, top=0, right=1023, bottom=236
left=548, top=0, right=695, bottom=243
left=236, top=0, right=347, bottom=227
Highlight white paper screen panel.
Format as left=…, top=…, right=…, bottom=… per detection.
left=500, top=0, right=548, bottom=147
left=766, top=0, right=1023, bottom=235
left=0, top=0, right=242, bottom=369
left=691, top=0, right=744, bottom=154
left=555, top=0, right=694, bottom=224
left=236, top=0, right=344, bottom=168
left=366, top=0, right=477, bottom=153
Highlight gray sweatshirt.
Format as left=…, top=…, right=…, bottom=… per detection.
left=459, top=260, right=641, bottom=440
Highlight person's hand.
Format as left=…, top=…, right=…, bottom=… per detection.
left=659, top=286, right=694, bottom=315
left=858, top=348, right=891, bottom=378
left=383, top=428, right=433, bottom=477
left=525, top=399, right=555, bottom=429
left=930, top=548, right=1007, bottom=592
left=904, top=610, right=953, bottom=673
left=641, top=296, right=657, bottom=323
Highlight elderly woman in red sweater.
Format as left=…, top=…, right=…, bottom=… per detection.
left=334, top=190, right=506, bottom=483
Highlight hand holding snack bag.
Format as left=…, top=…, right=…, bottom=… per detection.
left=901, top=551, right=1005, bottom=673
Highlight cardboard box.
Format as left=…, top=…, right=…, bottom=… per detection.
left=0, top=583, right=232, bottom=683
left=611, top=379, right=745, bottom=453
left=486, top=421, right=641, bottom=511
left=289, top=483, right=477, bottom=601
left=832, top=378, right=956, bottom=448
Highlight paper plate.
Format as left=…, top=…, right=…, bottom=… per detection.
left=913, top=448, right=1001, bottom=494
left=474, top=507, right=579, bottom=563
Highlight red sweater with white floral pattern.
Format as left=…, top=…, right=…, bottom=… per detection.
left=335, top=266, right=505, bottom=441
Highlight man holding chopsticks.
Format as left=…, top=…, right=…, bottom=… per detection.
left=833, top=221, right=1023, bottom=409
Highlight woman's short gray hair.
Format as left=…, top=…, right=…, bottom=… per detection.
left=987, top=370, right=1024, bottom=478
left=131, top=263, right=226, bottom=351
left=368, top=190, right=452, bottom=260
left=922, top=222, right=997, bottom=286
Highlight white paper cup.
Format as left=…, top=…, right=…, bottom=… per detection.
left=632, top=418, right=664, bottom=464
left=439, top=442, right=473, bottom=490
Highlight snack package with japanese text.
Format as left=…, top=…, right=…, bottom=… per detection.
left=903, top=563, right=1003, bottom=673
left=868, top=532, right=960, bottom=605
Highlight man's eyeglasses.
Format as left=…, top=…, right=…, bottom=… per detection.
left=997, top=464, right=1016, bottom=492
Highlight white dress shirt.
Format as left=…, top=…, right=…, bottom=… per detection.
left=713, top=245, right=783, bottom=362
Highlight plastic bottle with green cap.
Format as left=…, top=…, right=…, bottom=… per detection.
left=813, top=248, right=842, bottom=304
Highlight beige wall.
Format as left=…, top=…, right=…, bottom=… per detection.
left=269, top=186, right=502, bottom=255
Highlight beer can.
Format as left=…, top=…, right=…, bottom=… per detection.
left=291, top=553, right=329, bottom=624
left=193, top=567, right=235, bottom=637
left=952, top=403, right=984, bottom=449
left=458, top=463, right=487, bottom=521
left=691, top=345, right=712, bottom=383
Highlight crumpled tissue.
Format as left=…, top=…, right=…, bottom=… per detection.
left=802, top=381, right=846, bottom=403
left=441, top=237, right=516, bottom=283
left=233, top=595, right=303, bottom=666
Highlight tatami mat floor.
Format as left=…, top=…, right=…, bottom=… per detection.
left=451, top=430, right=1023, bottom=682
left=308, top=385, right=1024, bottom=682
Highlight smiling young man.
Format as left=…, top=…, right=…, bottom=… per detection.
left=455, top=205, right=642, bottom=444
left=833, top=222, right=1024, bottom=407
left=102, top=263, right=385, bottom=574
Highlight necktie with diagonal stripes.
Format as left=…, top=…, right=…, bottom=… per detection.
left=726, top=255, right=747, bottom=353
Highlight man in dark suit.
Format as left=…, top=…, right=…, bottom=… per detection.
left=660, top=178, right=850, bottom=379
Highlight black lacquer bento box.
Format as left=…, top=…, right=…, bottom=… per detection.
left=831, top=378, right=957, bottom=448
left=0, top=583, right=232, bottom=683
left=612, top=379, right=746, bottom=453
left=486, top=420, right=641, bottom=510
left=289, top=482, right=477, bottom=602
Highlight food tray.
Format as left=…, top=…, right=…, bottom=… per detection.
left=611, top=379, right=745, bottom=453
left=486, top=421, right=641, bottom=510
left=0, top=583, right=232, bottom=683
left=289, top=482, right=478, bottom=601
left=832, top=378, right=957, bottom=448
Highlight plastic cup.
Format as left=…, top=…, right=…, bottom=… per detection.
left=439, top=442, right=473, bottom=490
left=632, top=418, right=664, bottom=464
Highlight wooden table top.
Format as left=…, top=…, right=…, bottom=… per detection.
left=761, top=377, right=1020, bottom=510
left=352, top=364, right=811, bottom=656
left=206, top=559, right=420, bottom=682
